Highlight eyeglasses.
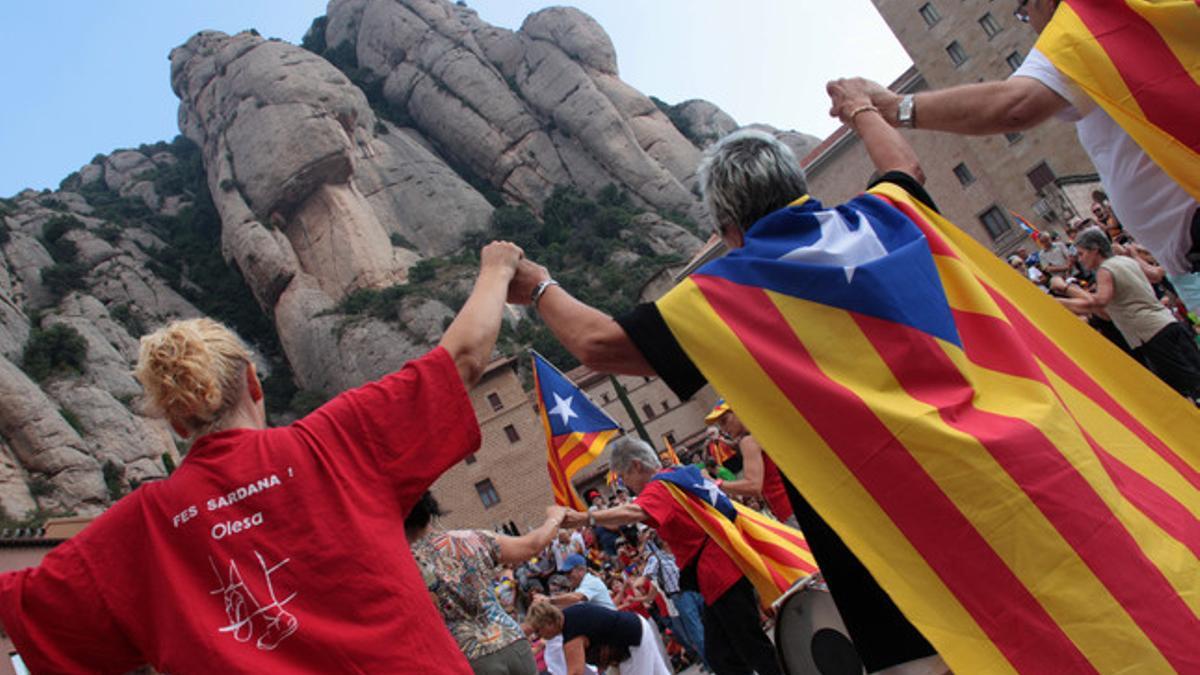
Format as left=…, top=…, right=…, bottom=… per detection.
left=1014, top=0, right=1031, bottom=22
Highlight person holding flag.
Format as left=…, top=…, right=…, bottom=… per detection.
left=532, top=351, right=622, bottom=512
left=564, top=437, right=811, bottom=675
left=511, top=69, right=1199, bottom=673
left=851, top=0, right=1200, bottom=312
left=705, top=401, right=797, bottom=528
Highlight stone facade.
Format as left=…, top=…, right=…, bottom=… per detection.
left=807, top=0, right=1102, bottom=254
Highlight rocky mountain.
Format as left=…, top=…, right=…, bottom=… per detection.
left=0, top=0, right=819, bottom=525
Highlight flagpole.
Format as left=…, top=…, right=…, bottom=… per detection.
left=609, top=375, right=652, bottom=445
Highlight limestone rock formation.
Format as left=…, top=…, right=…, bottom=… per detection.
left=0, top=0, right=823, bottom=522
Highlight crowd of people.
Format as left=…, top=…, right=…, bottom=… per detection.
left=1001, top=203, right=1200, bottom=402
left=0, top=1, right=1196, bottom=673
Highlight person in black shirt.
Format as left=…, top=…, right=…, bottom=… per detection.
left=526, top=602, right=670, bottom=675
left=509, top=80, right=944, bottom=674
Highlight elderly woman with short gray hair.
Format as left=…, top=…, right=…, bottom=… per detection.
left=1059, top=228, right=1200, bottom=402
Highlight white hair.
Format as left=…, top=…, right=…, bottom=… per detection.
left=697, top=129, right=808, bottom=234
left=609, top=437, right=662, bottom=473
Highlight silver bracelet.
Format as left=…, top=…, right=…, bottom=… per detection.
left=531, top=279, right=560, bottom=309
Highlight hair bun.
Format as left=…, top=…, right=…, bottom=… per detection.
left=134, top=318, right=250, bottom=433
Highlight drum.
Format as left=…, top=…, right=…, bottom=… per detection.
left=773, top=574, right=865, bottom=675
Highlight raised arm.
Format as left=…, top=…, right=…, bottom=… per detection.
left=508, top=259, right=655, bottom=376
left=860, top=77, right=1069, bottom=136
left=827, top=78, right=924, bottom=183
left=496, top=506, right=568, bottom=565
left=439, top=241, right=523, bottom=387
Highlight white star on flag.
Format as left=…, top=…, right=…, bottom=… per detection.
left=780, top=209, right=888, bottom=284
left=700, top=479, right=723, bottom=505
left=547, top=392, right=578, bottom=427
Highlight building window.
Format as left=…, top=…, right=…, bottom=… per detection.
left=919, top=3, right=941, bottom=26
left=1026, top=161, right=1056, bottom=192
left=475, top=479, right=501, bottom=508
left=1005, top=132, right=1024, bottom=144
left=1006, top=51, right=1025, bottom=73
left=601, top=392, right=611, bottom=404
left=465, top=453, right=477, bottom=465
left=953, top=163, right=975, bottom=187
left=979, top=13, right=1003, bottom=38
left=486, top=392, right=503, bottom=412
left=661, top=400, right=670, bottom=413
left=641, top=404, right=656, bottom=420
left=503, top=424, right=520, bottom=443
left=979, top=206, right=1013, bottom=240
left=946, top=41, right=969, bottom=67
left=665, top=432, right=676, bottom=445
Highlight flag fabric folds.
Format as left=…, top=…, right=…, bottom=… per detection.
left=651, top=466, right=817, bottom=607
left=654, top=187, right=1200, bottom=673
left=532, top=352, right=621, bottom=512
left=1037, top=0, right=1200, bottom=201
left=706, top=439, right=736, bottom=466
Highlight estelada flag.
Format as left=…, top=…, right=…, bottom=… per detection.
left=651, top=466, right=817, bottom=607
left=654, top=185, right=1200, bottom=673
left=532, top=351, right=621, bottom=512
left=1037, top=0, right=1200, bottom=201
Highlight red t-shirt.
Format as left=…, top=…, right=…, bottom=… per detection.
left=0, top=348, right=480, bottom=674
left=761, top=453, right=794, bottom=521
left=634, top=481, right=744, bottom=605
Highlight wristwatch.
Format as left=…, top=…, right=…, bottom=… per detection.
left=531, top=279, right=560, bottom=309
left=897, top=94, right=916, bottom=128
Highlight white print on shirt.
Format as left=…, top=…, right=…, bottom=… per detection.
left=208, top=550, right=299, bottom=651
left=206, top=474, right=283, bottom=512
left=171, top=467, right=295, bottom=529
left=211, top=512, right=265, bottom=540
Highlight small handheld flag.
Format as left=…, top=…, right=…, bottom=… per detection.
left=532, top=351, right=621, bottom=511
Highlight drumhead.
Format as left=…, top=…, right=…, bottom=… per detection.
left=774, top=586, right=865, bottom=675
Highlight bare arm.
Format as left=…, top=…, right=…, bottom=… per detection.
left=720, top=437, right=765, bottom=498
left=439, top=241, right=523, bottom=386
left=546, top=592, right=588, bottom=608
left=1092, top=268, right=1115, bottom=308
left=870, top=78, right=1069, bottom=136
left=496, top=506, right=567, bottom=566
left=588, top=504, right=648, bottom=529
left=508, top=261, right=654, bottom=376
left=564, top=637, right=588, bottom=675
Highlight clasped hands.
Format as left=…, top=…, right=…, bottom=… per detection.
left=476, top=240, right=554, bottom=306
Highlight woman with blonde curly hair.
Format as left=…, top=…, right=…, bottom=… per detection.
left=0, top=241, right=529, bottom=674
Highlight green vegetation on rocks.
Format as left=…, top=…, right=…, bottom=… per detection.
left=22, top=324, right=88, bottom=382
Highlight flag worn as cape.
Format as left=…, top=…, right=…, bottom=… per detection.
left=651, top=466, right=817, bottom=607
left=1037, top=0, right=1200, bottom=201
left=654, top=186, right=1200, bottom=673
left=532, top=352, right=621, bottom=511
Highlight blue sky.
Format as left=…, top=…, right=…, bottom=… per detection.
left=0, top=1, right=910, bottom=197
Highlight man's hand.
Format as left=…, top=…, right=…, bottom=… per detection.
left=508, top=259, right=551, bottom=306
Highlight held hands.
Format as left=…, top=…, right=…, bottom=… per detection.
left=545, top=504, right=569, bottom=525
left=507, top=258, right=552, bottom=306
left=479, top=240, right=524, bottom=279
left=562, top=509, right=590, bottom=529
left=826, top=77, right=898, bottom=126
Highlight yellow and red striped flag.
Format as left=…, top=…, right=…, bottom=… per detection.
left=655, top=186, right=1200, bottom=673
left=661, top=434, right=682, bottom=467
left=706, top=438, right=737, bottom=466
left=652, top=467, right=817, bottom=608
left=532, top=351, right=621, bottom=511
left=1037, top=0, right=1200, bottom=201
